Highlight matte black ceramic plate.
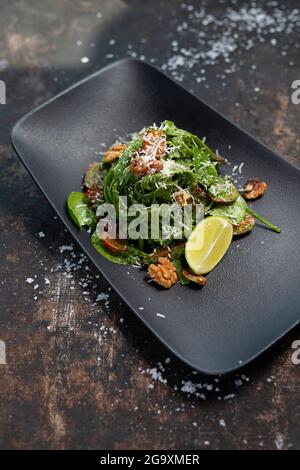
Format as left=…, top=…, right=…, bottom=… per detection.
left=12, top=59, right=300, bottom=375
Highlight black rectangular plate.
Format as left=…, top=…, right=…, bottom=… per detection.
left=12, top=59, right=300, bottom=375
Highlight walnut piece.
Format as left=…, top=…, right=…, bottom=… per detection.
left=149, top=242, right=185, bottom=263
left=130, top=156, right=163, bottom=176
left=175, top=190, right=193, bottom=207
left=130, top=128, right=167, bottom=176
left=103, top=143, right=127, bottom=163
left=243, top=177, right=267, bottom=200
left=143, top=129, right=167, bottom=158
left=148, top=257, right=178, bottom=289
left=182, top=268, right=207, bottom=286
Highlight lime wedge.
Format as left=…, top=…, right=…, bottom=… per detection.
left=185, top=216, right=233, bottom=275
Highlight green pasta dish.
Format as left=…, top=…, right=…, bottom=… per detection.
left=67, top=121, right=280, bottom=288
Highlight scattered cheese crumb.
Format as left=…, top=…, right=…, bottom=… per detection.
left=156, top=313, right=166, bottom=318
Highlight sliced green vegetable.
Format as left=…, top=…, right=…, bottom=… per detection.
left=233, top=214, right=255, bottom=236
left=208, top=178, right=239, bottom=203
left=84, top=162, right=101, bottom=188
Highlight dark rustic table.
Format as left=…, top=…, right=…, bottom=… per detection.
left=1, top=0, right=300, bottom=450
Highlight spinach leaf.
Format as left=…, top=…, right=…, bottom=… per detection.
left=207, top=194, right=247, bottom=225
left=246, top=207, right=281, bottom=233
left=192, top=148, right=218, bottom=189
left=208, top=194, right=281, bottom=233
left=67, top=192, right=96, bottom=228
left=91, top=231, right=143, bottom=265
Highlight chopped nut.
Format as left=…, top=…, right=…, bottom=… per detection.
left=84, top=184, right=103, bottom=208
left=175, top=190, right=193, bottom=207
left=192, top=184, right=207, bottom=203
left=130, top=128, right=167, bottom=176
left=243, top=177, right=267, bottom=200
left=150, top=246, right=171, bottom=261
left=233, top=214, right=255, bottom=236
left=143, top=129, right=167, bottom=158
left=182, top=268, right=207, bottom=286
left=130, top=156, right=163, bottom=176
left=103, top=143, right=127, bottom=163
left=149, top=242, right=185, bottom=263
left=148, top=257, right=178, bottom=288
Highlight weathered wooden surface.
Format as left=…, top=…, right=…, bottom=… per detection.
left=1, top=0, right=300, bottom=450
